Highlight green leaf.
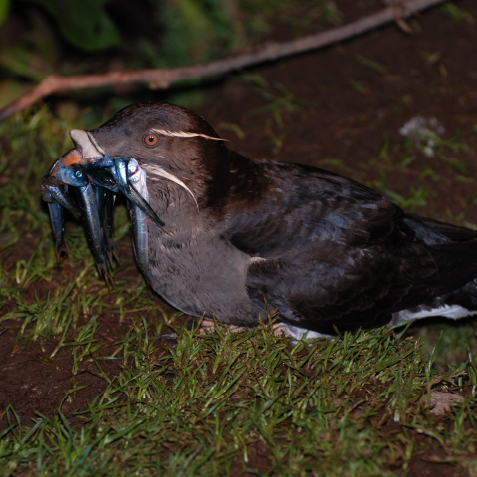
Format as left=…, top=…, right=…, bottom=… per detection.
left=0, top=46, right=50, bottom=81
left=27, top=0, right=120, bottom=52
left=0, top=80, right=34, bottom=109
left=0, top=0, right=10, bottom=25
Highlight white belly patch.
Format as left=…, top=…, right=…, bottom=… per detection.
left=388, top=304, right=477, bottom=327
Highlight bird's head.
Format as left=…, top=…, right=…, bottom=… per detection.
left=67, top=102, right=229, bottom=211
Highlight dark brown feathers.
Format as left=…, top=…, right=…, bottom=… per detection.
left=87, top=102, right=477, bottom=334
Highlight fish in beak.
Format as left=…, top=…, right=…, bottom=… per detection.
left=41, top=128, right=167, bottom=284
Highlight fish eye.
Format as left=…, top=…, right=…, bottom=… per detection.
left=74, top=169, right=83, bottom=178
left=144, top=134, right=158, bottom=147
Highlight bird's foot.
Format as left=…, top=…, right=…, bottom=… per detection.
left=273, top=323, right=334, bottom=340
left=196, top=319, right=250, bottom=335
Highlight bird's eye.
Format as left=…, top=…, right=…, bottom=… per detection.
left=144, top=134, right=158, bottom=147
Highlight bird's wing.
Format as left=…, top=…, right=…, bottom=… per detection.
left=405, top=213, right=477, bottom=243
left=219, top=158, right=402, bottom=258
left=216, top=159, right=439, bottom=331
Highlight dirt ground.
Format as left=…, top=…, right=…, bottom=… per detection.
left=1, top=0, right=477, bottom=474
left=209, top=0, right=477, bottom=223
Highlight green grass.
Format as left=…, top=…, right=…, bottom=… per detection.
left=359, top=125, right=477, bottom=217
left=1, top=320, right=476, bottom=476
left=0, top=107, right=477, bottom=476
left=244, top=75, right=308, bottom=151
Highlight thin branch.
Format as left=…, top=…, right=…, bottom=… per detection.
left=0, top=0, right=446, bottom=122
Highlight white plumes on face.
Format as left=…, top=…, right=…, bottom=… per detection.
left=141, top=163, right=199, bottom=211
left=132, top=126, right=219, bottom=212
left=151, top=129, right=225, bottom=141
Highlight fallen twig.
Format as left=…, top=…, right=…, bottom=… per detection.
left=0, top=0, right=446, bottom=122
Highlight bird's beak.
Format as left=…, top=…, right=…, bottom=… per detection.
left=49, top=129, right=104, bottom=176
left=67, top=129, right=167, bottom=231
left=70, top=129, right=105, bottom=164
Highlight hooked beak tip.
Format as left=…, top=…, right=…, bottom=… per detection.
left=70, top=129, right=104, bottom=162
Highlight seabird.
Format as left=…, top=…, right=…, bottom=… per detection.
left=66, top=102, right=477, bottom=339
